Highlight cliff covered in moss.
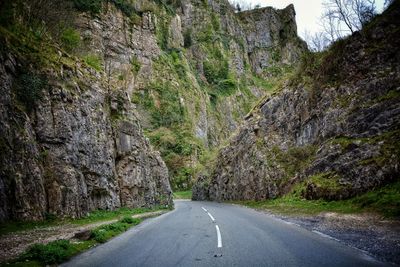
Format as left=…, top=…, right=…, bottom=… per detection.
left=193, top=2, right=400, bottom=202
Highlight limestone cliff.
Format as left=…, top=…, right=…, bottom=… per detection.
left=0, top=1, right=174, bottom=222
left=128, top=0, right=306, bottom=189
left=0, top=0, right=306, bottom=220
left=193, top=2, right=400, bottom=201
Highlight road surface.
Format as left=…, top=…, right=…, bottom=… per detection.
left=63, top=200, right=386, bottom=267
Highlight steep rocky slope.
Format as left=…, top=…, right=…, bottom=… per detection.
left=128, top=0, right=306, bottom=189
left=0, top=1, right=174, bottom=222
left=193, top=2, right=400, bottom=201
left=0, top=0, right=306, bottom=220
left=0, top=50, right=173, bottom=221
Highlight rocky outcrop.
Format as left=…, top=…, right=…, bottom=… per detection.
left=0, top=0, right=307, bottom=219
left=194, top=3, right=400, bottom=201
left=237, top=4, right=306, bottom=75
left=171, top=0, right=307, bottom=147
left=0, top=44, right=172, bottom=222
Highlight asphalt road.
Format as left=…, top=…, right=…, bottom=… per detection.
left=63, top=200, right=387, bottom=267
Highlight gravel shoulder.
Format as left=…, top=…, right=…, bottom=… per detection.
left=258, top=210, right=400, bottom=265
left=0, top=210, right=168, bottom=263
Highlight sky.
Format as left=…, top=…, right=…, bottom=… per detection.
left=245, top=0, right=386, bottom=39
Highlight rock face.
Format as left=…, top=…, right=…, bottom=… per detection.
left=0, top=0, right=306, bottom=220
left=0, top=15, right=172, bottom=221
left=237, top=4, right=306, bottom=75
left=194, top=3, right=400, bottom=201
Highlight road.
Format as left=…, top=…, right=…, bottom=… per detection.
left=63, top=200, right=386, bottom=267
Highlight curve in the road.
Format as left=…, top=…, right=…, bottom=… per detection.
left=63, top=200, right=387, bottom=267
left=201, top=206, right=221, bottom=248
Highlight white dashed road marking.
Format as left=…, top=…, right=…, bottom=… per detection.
left=216, top=225, right=222, bottom=248
left=201, top=207, right=222, bottom=248
left=207, top=212, right=215, bottom=222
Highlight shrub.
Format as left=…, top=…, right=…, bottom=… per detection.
left=130, top=13, right=142, bottom=25
left=197, top=24, right=214, bottom=43
left=90, top=219, right=140, bottom=243
left=157, top=18, right=169, bottom=50
left=203, top=60, right=228, bottom=84
left=73, top=0, right=103, bottom=14
left=60, top=27, right=80, bottom=52
left=130, top=56, right=141, bottom=74
left=217, top=78, right=237, bottom=95
left=110, top=0, right=136, bottom=17
left=90, top=229, right=108, bottom=243
left=211, top=13, right=220, bottom=32
left=83, top=54, right=102, bottom=71
left=14, top=72, right=47, bottom=112
left=169, top=51, right=186, bottom=79
left=120, top=216, right=135, bottom=224
left=24, top=240, right=72, bottom=264
left=174, top=167, right=194, bottom=190
left=144, top=83, right=185, bottom=127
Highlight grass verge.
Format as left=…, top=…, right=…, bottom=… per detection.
left=173, top=190, right=192, bottom=199
left=233, top=181, right=400, bottom=218
left=0, top=206, right=168, bottom=236
left=2, top=216, right=143, bottom=267
left=0, top=214, right=170, bottom=267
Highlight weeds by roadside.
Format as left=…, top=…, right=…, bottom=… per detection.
left=0, top=206, right=168, bottom=236
left=232, top=180, right=400, bottom=218
left=0, top=210, right=170, bottom=267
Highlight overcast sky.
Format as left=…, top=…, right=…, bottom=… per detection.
left=245, top=0, right=386, bottom=39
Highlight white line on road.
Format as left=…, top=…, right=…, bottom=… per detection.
left=312, top=230, right=340, bottom=242
left=215, top=225, right=222, bottom=248
left=201, top=207, right=208, bottom=212
left=207, top=212, right=215, bottom=222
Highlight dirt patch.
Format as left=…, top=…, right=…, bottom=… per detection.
left=0, top=210, right=168, bottom=263
left=267, top=211, right=400, bottom=265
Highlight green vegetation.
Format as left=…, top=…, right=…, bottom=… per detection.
left=72, top=0, right=137, bottom=17
left=308, top=172, right=344, bottom=191
left=110, top=0, right=136, bottom=16
left=83, top=54, right=103, bottom=71
left=132, top=4, right=283, bottom=190
left=264, top=145, right=317, bottom=186
left=60, top=27, right=81, bottom=52
left=203, top=60, right=237, bottom=96
left=21, top=239, right=95, bottom=265
left=135, top=82, right=185, bottom=127
left=156, top=17, right=170, bottom=50
left=90, top=217, right=142, bottom=243
left=173, top=190, right=192, bottom=199
left=72, top=0, right=103, bottom=14
left=234, top=180, right=400, bottom=217
left=330, top=130, right=400, bottom=168
left=130, top=56, right=141, bottom=75
left=144, top=127, right=202, bottom=189
left=14, top=72, right=48, bottom=112
left=0, top=207, right=164, bottom=236
left=4, top=215, right=145, bottom=266
left=72, top=207, right=157, bottom=225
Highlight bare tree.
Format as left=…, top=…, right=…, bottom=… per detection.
left=322, top=0, right=376, bottom=39
left=229, top=0, right=254, bottom=11
left=303, top=30, right=331, bottom=52
left=384, top=0, right=395, bottom=8
left=236, top=3, right=241, bottom=12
